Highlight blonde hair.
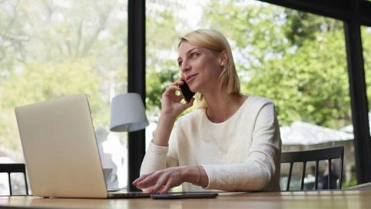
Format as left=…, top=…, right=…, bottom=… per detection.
left=179, top=29, right=241, bottom=109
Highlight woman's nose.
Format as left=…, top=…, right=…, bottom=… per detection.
left=181, top=61, right=190, bottom=72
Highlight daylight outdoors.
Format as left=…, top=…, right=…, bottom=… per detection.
left=1, top=0, right=371, bottom=193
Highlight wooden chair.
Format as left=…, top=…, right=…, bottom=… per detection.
left=0, top=163, right=29, bottom=195
left=280, top=146, right=344, bottom=191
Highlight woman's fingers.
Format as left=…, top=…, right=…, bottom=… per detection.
left=151, top=172, right=173, bottom=194
left=134, top=172, right=167, bottom=193
left=133, top=167, right=183, bottom=194
left=132, top=173, right=151, bottom=187
left=133, top=173, right=157, bottom=189
left=159, top=180, right=173, bottom=194
left=149, top=178, right=166, bottom=193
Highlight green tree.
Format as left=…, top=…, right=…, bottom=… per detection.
left=283, top=10, right=343, bottom=47
left=200, top=0, right=350, bottom=128
left=245, top=30, right=349, bottom=128
left=362, top=27, right=371, bottom=111
left=0, top=0, right=127, bottom=151
left=145, top=1, right=187, bottom=112
left=0, top=58, right=102, bottom=149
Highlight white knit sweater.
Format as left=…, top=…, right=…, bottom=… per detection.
left=140, top=95, right=282, bottom=192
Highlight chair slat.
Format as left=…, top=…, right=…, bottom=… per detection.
left=0, top=163, right=29, bottom=196
left=281, top=146, right=344, bottom=191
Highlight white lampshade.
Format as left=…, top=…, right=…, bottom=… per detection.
left=110, top=93, right=149, bottom=132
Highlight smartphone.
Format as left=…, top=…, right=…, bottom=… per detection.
left=151, top=192, right=218, bottom=199
left=179, top=81, right=195, bottom=103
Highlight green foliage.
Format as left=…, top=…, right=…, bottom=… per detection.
left=145, top=1, right=185, bottom=111
left=202, top=1, right=290, bottom=69
left=0, top=58, right=103, bottom=149
left=199, top=0, right=351, bottom=129
left=1, top=59, right=100, bottom=107
left=245, top=30, right=350, bottom=127
left=1, top=0, right=371, bottom=153
left=146, top=60, right=179, bottom=111
left=0, top=0, right=126, bottom=151
left=361, top=27, right=371, bottom=111
left=143, top=0, right=355, bottom=129
left=283, top=10, right=343, bottom=47
left=342, top=178, right=358, bottom=189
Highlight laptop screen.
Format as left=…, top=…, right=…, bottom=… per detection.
left=15, top=94, right=109, bottom=198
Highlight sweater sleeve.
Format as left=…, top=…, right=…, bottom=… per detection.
left=203, top=102, right=281, bottom=191
left=140, top=142, right=168, bottom=175
left=140, top=141, right=179, bottom=175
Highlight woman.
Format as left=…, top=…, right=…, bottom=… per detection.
left=133, top=29, right=281, bottom=194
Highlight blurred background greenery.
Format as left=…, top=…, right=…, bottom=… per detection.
left=1, top=0, right=369, bottom=188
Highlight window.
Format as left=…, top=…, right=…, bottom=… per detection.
left=144, top=0, right=354, bottom=188
left=0, top=0, right=128, bottom=191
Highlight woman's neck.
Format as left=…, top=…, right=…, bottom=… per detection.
left=204, top=93, right=245, bottom=123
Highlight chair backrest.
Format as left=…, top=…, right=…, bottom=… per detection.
left=280, top=145, right=344, bottom=191
left=0, top=163, right=29, bottom=196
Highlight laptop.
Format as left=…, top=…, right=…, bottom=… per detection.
left=15, top=94, right=149, bottom=199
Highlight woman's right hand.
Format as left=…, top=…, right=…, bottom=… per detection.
left=161, top=80, right=194, bottom=119
left=151, top=80, right=194, bottom=147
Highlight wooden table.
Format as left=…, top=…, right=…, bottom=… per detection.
left=1, top=190, right=371, bottom=209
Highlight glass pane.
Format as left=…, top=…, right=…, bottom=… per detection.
left=362, top=26, right=371, bottom=112
left=145, top=1, right=200, bottom=146
left=204, top=1, right=353, bottom=188
left=0, top=0, right=128, bottom=188
left=362, top=25, right=371, bottom=158
left=145, top=0, right=354, bottom=188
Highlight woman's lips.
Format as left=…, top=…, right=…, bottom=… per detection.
left=186, top=74, right=197, bottom=82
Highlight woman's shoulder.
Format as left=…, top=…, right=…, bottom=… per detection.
left=245, top=95, right=274, bottom=106
left=177, top=108, right=204, bottom=123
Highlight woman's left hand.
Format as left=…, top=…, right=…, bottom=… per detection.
left=133, top=167, right=185, bottom=194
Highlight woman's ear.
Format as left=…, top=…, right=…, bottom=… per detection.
left=219, top=50, right=228, bottom=66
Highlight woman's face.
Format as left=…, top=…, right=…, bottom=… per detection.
left=177, top=41, right=223, bottom=94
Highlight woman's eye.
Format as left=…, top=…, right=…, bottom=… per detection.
left=178, top=61, right=182, bottom=67
left=191, top=53, right=199, bottom=59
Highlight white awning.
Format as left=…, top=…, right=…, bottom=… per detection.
left=280, top=121, right=354, bottom=145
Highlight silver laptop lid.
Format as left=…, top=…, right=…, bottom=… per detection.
left=15, top=94, right=108, bottom=198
